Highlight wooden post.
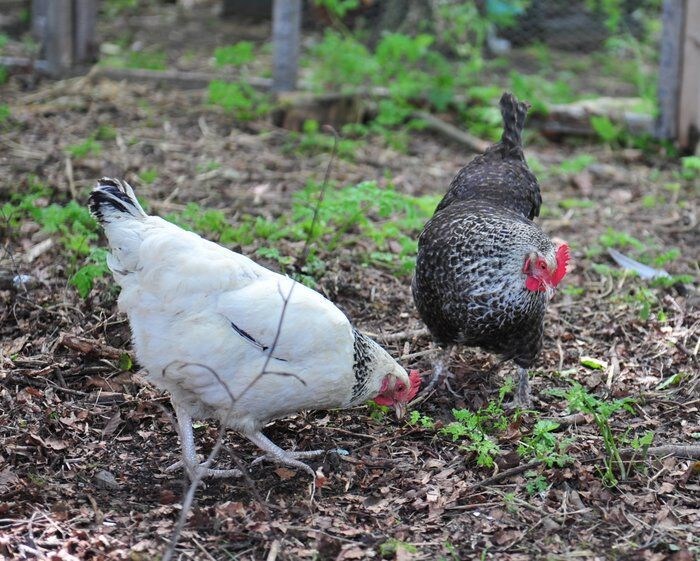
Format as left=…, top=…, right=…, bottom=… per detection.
left=31, top=0, right=48, bottom=41
left=44, top=0, right=74, bottom=77
left=678, top=0, right=700, bottom=150
left=656, top=0, right=684, bottom=140
left=74, top=0, right=98, bottom=65
left=272, top=0, right=302, bottom=93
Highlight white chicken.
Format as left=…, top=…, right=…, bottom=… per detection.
left=89, top=178, right=420, bottom=480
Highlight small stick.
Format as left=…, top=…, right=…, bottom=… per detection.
left=470, top=460, right=543, bottom=491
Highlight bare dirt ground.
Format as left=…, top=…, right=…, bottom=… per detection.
left=1, top=6, right=698, bottom=561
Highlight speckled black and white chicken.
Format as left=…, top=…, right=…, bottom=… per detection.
left=89, top=178, right=420, bottom=480
left=412, top=93, right=569, bottom=406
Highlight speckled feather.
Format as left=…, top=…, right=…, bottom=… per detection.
left=412, top=201, right=555, bottom=367
left=413, top=93, right=556, bottom=369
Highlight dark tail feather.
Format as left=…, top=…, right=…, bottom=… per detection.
left=89, top=177, right=147, bottom=224
left=499, top=92, right=530, bottom=150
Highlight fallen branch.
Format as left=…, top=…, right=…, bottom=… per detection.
left=619, top=444, right=700, bottom=460
left=89, top=66, right=272, bottom=90
left=362, top=327, right=430, bottom=342
left=469, top=459, right=542, bottom=491
left=413, top=111, right=490, bottom=153
left=542, top=413, right=591, bottom=428
left=58, top=333, right=127, bottom=361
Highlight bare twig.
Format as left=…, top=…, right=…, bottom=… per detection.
left=469, top=460, right=543, bottom=491
left=59, top=333, right=126, bottom=360
left=619, top=444, right=700, bottom=460
left=541, top=413, right=590, bottom=428
left=362, top=327, right=430, bottom=342
left=295, top=126, right=338, bottom=270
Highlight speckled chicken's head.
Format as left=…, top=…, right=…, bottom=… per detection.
left=522, top=243, right=570, bottom=294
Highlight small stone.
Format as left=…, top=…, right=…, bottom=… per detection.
left=94, top=470, right=119, bottom=490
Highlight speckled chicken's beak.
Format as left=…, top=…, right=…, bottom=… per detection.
left=394, top=402, right=407, bottom=420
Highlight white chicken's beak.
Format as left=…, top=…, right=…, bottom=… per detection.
left=393, top=402, right=407, bottom=420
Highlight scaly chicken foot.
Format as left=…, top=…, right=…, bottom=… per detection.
left=166, top=405, right=242, bottom=480
left=506, top=366, right=532, bottom=409
left=246, top=432, right=317, bottom=478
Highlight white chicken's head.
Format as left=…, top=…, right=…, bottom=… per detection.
left=352, top=332, right=421, bottom=418
left=373, top=367, right=422, bottom=419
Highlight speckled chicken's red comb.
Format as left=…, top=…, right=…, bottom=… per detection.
left=552, top=243, right=570, bottom=286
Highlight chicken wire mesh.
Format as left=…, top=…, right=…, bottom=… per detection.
left=316, top=0, right=663, bottom=101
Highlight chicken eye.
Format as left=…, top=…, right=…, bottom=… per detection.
left=538, top=261, right=547, bottom=270
left=396, top=383, right=405, bottom=392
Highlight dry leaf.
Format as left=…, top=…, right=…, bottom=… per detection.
left=275, top=467, right=297, bottom=480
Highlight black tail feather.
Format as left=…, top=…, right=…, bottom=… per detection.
left=89, top=177, right=146, bottom=224
left=499, top=92, right=530, bottom=151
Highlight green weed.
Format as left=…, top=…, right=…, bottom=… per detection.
left=2, top=189, right=109, bottom=298
left=556, top=154, right=597, bottom=175
left=517, top=420, right=572, bottom=468
left=379, top=539, right=417, bottom=558
left=288, top=119, right=362, bottom=160
left=559, top=198, right=595, bottom=210
left=598, top=228, right=645, bottom=252
left=208, top=80, right=271, bottom=121
left=214, top=42, right=254, bottom=67
left=556, top=382, right=635, bottom=486
left=95, top=125, right=118, bottom=141
left=408, top=410, right=435, bottom=429
left=138, top=168, right=159, bottom=184
left=66, top=137, right=102, bottom=159
left=0, top=104, right=10, bottom=125
left=102, top=49, right=167, bottom=70
left=590, top=115, right=623, bottom=145
left=313, top=0, right=360, bottom=19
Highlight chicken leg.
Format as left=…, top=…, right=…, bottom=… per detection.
left=246, top=432, right=319, bottom=477
left=165, top=404, right=242, bottom=480
left=511, top=366, right=532, bottom=408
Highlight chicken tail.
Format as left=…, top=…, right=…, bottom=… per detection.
left=499, top=92, right=530, bottom=151
left=89, top=177, right=147, bottom=224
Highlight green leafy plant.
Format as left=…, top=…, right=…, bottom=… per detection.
left=208, top=80, right=271, bottom=120
left=288, top=119, right=362, bottom=160
left=440, top=399, right=509, bottom=468
left=556, top=382, right=635, bottom=486
left=66, top=137, right=102, bottom=159
left=102, top=48, right=167, bottom=70
left=0, top=104, right=10, bottom=125
left=524, top=471, right=549, bottom=496
left=590, top=115, right=623, bottom=145
left=313, top=0, right=360, bottom=19
left=408, top=410, right=435, bottom=429
left=517, top=420, right=572, bottom=467
left=214, top=42, right=255, bottom=67
left=95, top=124, right=118, bottom=141
left=138, top=168, right=159, bottom=184
left=379, top=539, right=418, bottom=558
